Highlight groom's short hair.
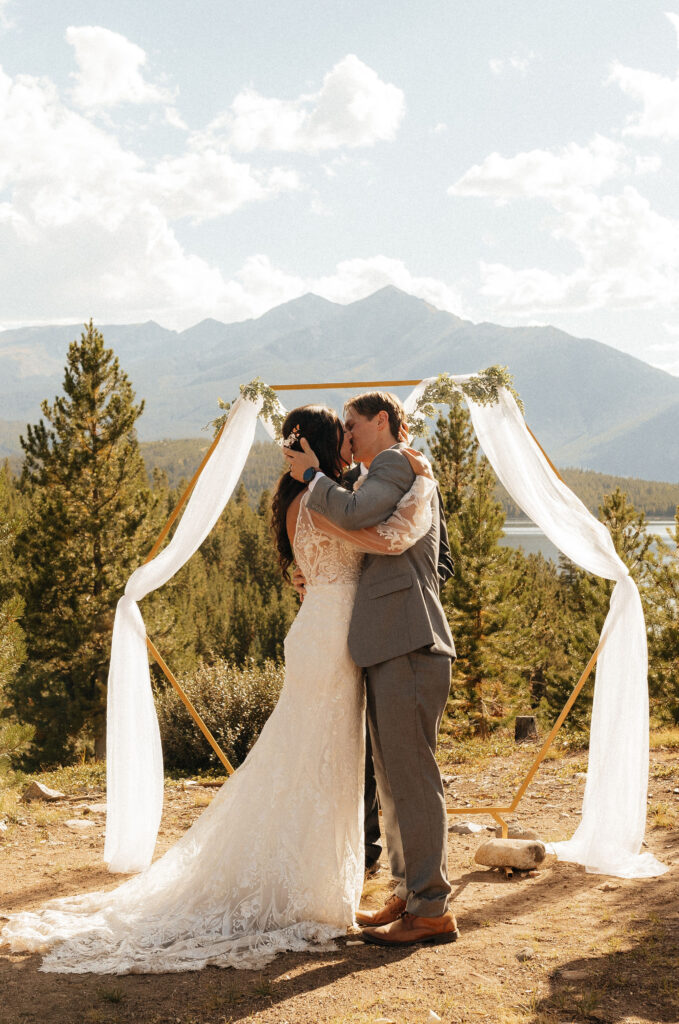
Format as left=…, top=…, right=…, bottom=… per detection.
left=344, top=391, right=405, bottom=441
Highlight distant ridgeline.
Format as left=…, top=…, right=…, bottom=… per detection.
left=499, top=467, right=679, bottom=519
left=141, top=439, right=287, bottom=500
left=139, top=439, right=679, bottom=518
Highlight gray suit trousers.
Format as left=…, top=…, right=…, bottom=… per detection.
left=366, top=648, right=452, bottom=917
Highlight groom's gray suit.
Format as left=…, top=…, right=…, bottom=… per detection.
left=307, top=445, right=456, bottom=917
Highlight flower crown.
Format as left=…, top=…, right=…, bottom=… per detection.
left=281, top=424, right=301, bottom=449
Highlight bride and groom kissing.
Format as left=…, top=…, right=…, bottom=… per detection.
left=2, top=390, right=458, bottom=974
left=283, top=389, right=458, bottom=948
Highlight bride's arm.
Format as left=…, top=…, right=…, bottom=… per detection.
left=308, top=475, right=436, bottom=555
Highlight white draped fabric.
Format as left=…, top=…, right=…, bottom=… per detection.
left=105, top=396, right=262, bottom=872
left=404, top=378, right=667, bottom=878
left=106, top=375, right=665, bottom=880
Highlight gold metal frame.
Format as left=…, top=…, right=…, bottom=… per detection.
left=143, top=378, right=602, bottom=834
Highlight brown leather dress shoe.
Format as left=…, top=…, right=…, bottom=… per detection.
left=355, top=893, right=407, bottom=927
left=361, top=910, right=459, bottom=947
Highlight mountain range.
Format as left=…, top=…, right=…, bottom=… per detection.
left=1, top=286, right=677, bottom=481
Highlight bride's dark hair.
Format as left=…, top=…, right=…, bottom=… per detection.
left=271, top=405, right=345, bottom=580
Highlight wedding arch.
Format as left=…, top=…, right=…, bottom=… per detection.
left=104, top=372, right=667, bottom=882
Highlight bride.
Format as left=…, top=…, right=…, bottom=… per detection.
left=1, top=403, right=435, bottom=974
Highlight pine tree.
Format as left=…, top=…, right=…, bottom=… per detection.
left=431, top=403, right=516, bottom=736
left=155, top=481, right=298, bottom=674
left=0, top=464, right=25, bottom=689
left=508, top=550, right=579, bottom=728
left=647, top=507, right=679, bottom=723
left=9, top=322, right=161, bottom=765
left=0, top=463, right=33, bottom=769
left=430, top=394, right=478, bottom=519
left=218, top=486, right=297, bottom=664
left=447, top=455, right=516, bottom=735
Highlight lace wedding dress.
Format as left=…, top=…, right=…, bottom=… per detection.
left=1, top=479, right=434, bottom=974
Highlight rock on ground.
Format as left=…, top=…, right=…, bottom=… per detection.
left=20, top=781, right=65, bottom=803
left=64, top=819, right=96, bottom=831
left=449, top=820, right=486, bottom=835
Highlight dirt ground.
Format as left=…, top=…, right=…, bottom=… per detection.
left=0, top=737, right=677, bottom=1024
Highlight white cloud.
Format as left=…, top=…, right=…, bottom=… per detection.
left=164, top=106, right=188, bottom=130
left=0, top=66, right=145, bottom=212
left=153, top=148, right=299, bottom=223
left=106, top=253, right=464, bottom=330
left=449, top=136, right=628, bottom=200
left=476, top=186, right=679, bottom=313
left=229, top=254, right=464, bottom=327
left=448, top=13, right=679, bottom=322
left=310, top=256, right=463, bottom=312
left=225, top=54, right=405, bottom=152
left=66, top=26, right=175, bottom=108
left=0, top=64, right=296, bottom=231
left=646, top=334, right=679, bottom=375
left=0, top=61, right=301, bottom=326
left=0, top=50, right=413, bottom=330
left=634, top=153, right=662, bottom=174
left=139, top=253, right=462, bottom=330
left=667, top=10, right=679, bottom=47
left=489, top=52, right=537, bottom=76
left=608, top=13, right=679, bottom=139
left=1, top=44, right=402, bottom=338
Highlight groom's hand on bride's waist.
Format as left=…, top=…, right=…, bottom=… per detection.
left=284, top=438, right=321, bottom=482
left=292, top=567, right=307, bottom=602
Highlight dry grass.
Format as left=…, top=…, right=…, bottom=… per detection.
left=26, top=803, right=66, bottom=828
left=0, top=786, right=20, bottom=822
left=649, top=725, right=679, bottom=749
left=649, top=800, right=678, bottom=829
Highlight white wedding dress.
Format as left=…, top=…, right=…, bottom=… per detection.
left=1, top=480, right=434, bottom=974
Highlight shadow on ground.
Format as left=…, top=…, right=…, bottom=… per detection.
left=1, top=940, right=412, bottom=1024
left=533, top=837, right=679, bottom=1024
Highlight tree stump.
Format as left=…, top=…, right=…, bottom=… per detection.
left=514, top=716, right=538, bottom=742
left=474, top=838, right=546, bottom=870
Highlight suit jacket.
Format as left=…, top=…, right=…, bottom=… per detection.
left=342, top=463, right=454, bottom=586
left=308, top=446, right=456, bottom=668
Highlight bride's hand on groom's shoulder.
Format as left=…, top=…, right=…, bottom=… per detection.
left=398, top=422, right=433, bottom=478
left=402, top=448, right=434, bottom=479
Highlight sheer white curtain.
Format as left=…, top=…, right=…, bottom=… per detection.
left=404, top=379, right=667, bottom=878
left=105, top=396, right=262, bottom=872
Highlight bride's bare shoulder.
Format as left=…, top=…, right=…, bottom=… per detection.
left=286, top=490, right=305, bottom=545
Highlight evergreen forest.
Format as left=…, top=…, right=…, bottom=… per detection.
left=1, top=325, right=678, bottom=774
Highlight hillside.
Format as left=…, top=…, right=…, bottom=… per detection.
left=135, top=438, right=679, bottom=517
left=142, top=439, right=286, bottom=499
left=1, top=287, right=678, bottom=479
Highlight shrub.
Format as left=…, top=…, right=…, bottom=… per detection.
left=155, top=657, right=284, bottom=772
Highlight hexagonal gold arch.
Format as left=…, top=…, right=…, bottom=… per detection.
left=143, top=378, right=606, bottom=841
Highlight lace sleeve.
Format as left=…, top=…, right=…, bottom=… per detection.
left=308, top=477, right=435, bottom=554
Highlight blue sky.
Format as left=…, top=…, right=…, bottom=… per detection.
left=2, top=0, right=679, bottom=374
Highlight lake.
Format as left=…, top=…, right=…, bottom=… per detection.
left=500, top=519, right=677, bottom=562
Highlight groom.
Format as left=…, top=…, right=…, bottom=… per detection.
left=285, top=391, right=459, bottom=947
